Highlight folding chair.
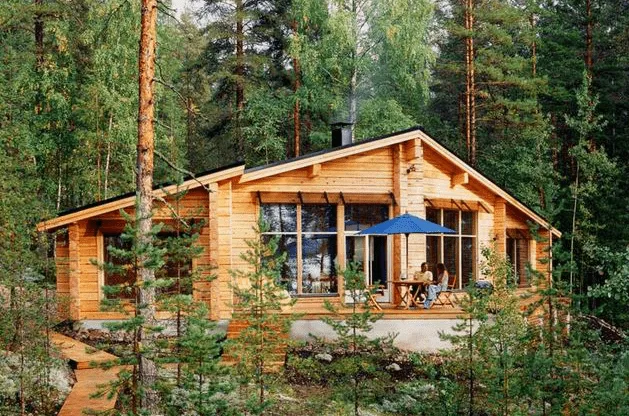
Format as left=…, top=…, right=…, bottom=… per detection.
left=433, top=275, right=456, bottom=308
left=366, top=285, right=385, bottom=311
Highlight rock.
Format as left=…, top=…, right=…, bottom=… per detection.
left=315, top=352, right=333, bottom=362
left=386, top=363, right=401, bottom=371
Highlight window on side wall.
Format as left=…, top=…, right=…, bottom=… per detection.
left=260, top=203, right=338, bottom=296
left=103, top=233, right=193, bottom=299
left=506, top=229, right=531, bottom=287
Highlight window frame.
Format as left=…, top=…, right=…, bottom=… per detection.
left=506, top=229, right=532, bottom=287
left=99, top=231, right=195, bottom=300
left=260, top=203, right=339, bottom=297
left=425, top=207, right=478, bottom=289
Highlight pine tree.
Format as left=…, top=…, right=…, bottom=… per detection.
left=162, top=304, right=237, bottom=416
left=320, top=262, right=395, bottom=416
left=228, top=224, right=297, bottom=414
left=98, top=212, right=167, bottom=415
left=429, top=0, right=556, bottom=210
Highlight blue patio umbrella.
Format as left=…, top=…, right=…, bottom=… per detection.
left=358, top=212, right=456, bottom=280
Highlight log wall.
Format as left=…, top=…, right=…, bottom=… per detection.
left=53, top=137, right=555, bottom=320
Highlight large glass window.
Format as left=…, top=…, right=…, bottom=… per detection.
left=425, top=208, right=477, bottom=288
left=261, top=204, right=338, bottom=295
left=345, top=205, right=389, bottom=286
left=302, top=205, right=337, bottom=294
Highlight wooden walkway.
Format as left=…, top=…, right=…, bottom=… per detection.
left=51, top=332, right=122, bottom=415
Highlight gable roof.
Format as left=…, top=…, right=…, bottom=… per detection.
left=37, top=127, right=561, bottom=237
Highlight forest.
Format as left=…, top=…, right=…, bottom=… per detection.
left=0, top=0, right=628, bottom=414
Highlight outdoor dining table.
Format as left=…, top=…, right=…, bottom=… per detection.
left=390, top=280, right=429, bottom=309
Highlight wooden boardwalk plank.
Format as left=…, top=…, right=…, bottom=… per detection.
left=51, top=332, right=121, bottom=416
left=58, top=367, right=121, bottom=415
left=50, top=332, right=117, bottom=368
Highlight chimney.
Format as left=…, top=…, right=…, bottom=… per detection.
left=331, top=122, right=353, bottom=148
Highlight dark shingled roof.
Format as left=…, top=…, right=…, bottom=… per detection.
left=55, top=161, right=245, bottom=217
left=48, top=125, right=554, bottom=230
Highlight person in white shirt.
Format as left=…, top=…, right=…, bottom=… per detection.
left=420, top=262, right=433, bottom=283
left=412, top=262, right=433, bottom=301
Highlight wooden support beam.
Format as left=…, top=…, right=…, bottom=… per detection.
left=407, top=138, right=422, bottom=161
left=478, top=201, right=492, bottom=213
left=68, top=222, right=81, bottom=320
left=308, top=163, right=321, bottom=178
left=451, top=171, right=469, bottom=187
left=450, top=199, right=463, bottom=211
left=494, top=198, right=507, bottom=255
left=209, top=182, right=220, bottom=320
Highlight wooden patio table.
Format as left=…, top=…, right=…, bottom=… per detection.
left=390, top=280, right=426, bottom=309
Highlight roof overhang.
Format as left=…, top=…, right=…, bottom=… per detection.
left=418, top=131, right=561, bottom=238
left=37, top=127, right=561, bottom=238
left=37, top=164, right=245, bottom=232
left=240, top=127, right=560, bottom=238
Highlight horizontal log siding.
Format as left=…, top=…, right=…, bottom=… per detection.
left=213, top=147, right=395, bottom=319
left=422, top=147, right=492, bottom=202
left=505, top=205, right=532, bottom=230
left=406, top=140, right=425, bottom=276
left=68, top=223, right=81, bottom=320
left=56, top=234, right=70, bottom=296
left=66, top=188, right=212, bottom=320
left=216, top=180, right=234, bottom=320
left=78, top=220, right=99, bottom=317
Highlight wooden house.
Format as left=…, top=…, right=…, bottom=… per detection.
left=38, top=126, right=561, bottom=324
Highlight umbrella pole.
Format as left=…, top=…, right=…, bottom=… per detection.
left=405, top=233, right=409, bottom=280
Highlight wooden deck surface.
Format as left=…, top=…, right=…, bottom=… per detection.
left=51, top=332, right=122, bottom=416
left=50, top=332, right=117, bottom=369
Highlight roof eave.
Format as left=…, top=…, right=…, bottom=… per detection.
left=37, top=164, right=245, bottom=232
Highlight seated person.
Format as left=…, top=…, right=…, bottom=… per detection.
left=412, top=262, right=433, bottom=300
left=424, top=263, right=449, bottom=309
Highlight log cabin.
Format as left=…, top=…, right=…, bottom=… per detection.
left=37, top=126, right=561, bottom=349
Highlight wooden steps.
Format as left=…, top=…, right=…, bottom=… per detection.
left=51, top=332, right=122, bottom=416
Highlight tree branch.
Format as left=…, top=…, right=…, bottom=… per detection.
left=154, top=149, right=212, bottom=192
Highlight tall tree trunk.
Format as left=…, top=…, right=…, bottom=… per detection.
left=585, top=0, right=595, bottom=150
left=104, top=114, right=113, bottom=199
left=34, top=0, right=44, bottom=115
left=235, top=0, right=245, bottom=159
left=464, top=0, right=476, bottom=167
left=292, top=20, right=301, bottom=158
left=137, top=0, right=158, bottom=410
left=96, top=94, right=102, bottom=201
left=349, top=0, right=358, bottom=134
left=530, top=14, right=537, bottom=77
left=585, top=0, right=593, bottom=75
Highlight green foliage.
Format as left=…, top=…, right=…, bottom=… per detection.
left=379, top=377, right=459, bottom=416
left=228, top=223, right=297, bottom=414
left=320, top=262, right=396, bottom=415
left=442, top=246, right=532, bottom=415
left=354, top=99, right=416, bottom=140
left=587, top=246, right=629, bottom=327
left=243, top=89, right=292, bottom=166
left=161, top=304, right=237, bottom=416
